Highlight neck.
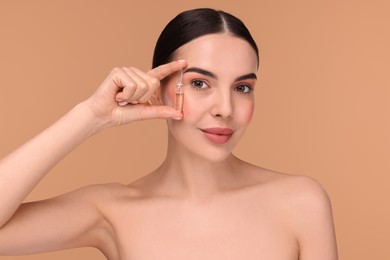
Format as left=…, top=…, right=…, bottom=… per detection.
left=154, top=134, right=240, bottom=203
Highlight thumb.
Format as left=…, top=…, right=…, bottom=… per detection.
left=140, top=105, right=183, bottom=120
left=113, top=105, right=182, bottom=125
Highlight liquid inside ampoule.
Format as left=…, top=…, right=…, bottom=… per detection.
left=174, top=69, right=184, bottom=112
left=175, top=91, right=183, bottom=111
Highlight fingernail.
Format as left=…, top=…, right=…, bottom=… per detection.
left=118, top=101, right=128, bottom=106
left=173, top=117, right=182, bottom=120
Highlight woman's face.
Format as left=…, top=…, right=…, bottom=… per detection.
left=162, top=33, right=258, bottom=161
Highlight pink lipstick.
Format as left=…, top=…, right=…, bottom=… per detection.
left=200, top=127, right=233, bottom=144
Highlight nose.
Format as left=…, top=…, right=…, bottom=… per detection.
left=210, top=89, right=233, bottom=118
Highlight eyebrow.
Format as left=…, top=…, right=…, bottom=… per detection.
left=184, top=67, right=257, bottom=82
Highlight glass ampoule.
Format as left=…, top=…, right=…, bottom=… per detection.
left=174, top=69, right=184, bottom=112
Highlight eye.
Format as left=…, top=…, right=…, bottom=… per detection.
left=234, top=84, right=253, bottom=93
left=189, top=80, right=210, bottom=90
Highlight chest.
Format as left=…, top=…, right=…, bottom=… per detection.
left=107, top=199, right=299, bottom=260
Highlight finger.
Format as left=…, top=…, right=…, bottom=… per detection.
left=111, top=68, right=138, bottom=102
left=114, top=105, right=182, bottom=125
left=121, top=67, right=149, bottom=102
left=148, top=60, right=187, bottom=81
left=116, top=78, right=137, bottom=102
left=130, top=67, right=161, bottom=103
left=139, top=105, right=183, bottom=121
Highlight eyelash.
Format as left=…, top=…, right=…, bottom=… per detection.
left=189, top=79, right=210, bottom=90
left=234, top=84, right=253, bottom=94
left=188, top=79, right=253, bottom=94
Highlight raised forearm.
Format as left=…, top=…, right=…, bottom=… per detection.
left=0, top=102, right=104, bottom=227
left=0, top=61, right=185, bottom=229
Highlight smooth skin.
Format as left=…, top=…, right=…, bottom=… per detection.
left=0, top=34, right=338, bottom=259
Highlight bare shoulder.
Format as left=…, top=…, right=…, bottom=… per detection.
left=272, top=172, right=331, bottom=204
left=74, top=182, right=142, bottom=202
left=243, top=164, right=334, bottom=223
left=279, top=173, right=332, bottom=214
left=269, top=172, right=335, bottom=226
left=55, top=182, right=143, bottom=215
left=249, top=166, right=337, bottom=258
left=248, top=164, right=331, bottom=208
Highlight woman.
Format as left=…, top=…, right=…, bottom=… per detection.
left=0, top=8, right=338, bottom=259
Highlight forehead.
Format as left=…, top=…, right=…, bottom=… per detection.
left=174, top=34, right=258, bottom=75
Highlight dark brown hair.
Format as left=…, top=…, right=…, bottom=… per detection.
left=152, top=8, right=259, bottom=68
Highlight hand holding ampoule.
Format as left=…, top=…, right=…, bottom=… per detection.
left=85, top=60, right=186, bottom=126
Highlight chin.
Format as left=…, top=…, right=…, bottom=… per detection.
left=201, top=150, right=233, bottom=162
left=183, top=137, right=239, bottom=163
left=167, top=123, right=244, bottom=162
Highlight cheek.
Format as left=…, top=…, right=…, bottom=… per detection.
left=181, top=94, right=255, bottom=123
left=182, top=95, right=193, bottom=118
left=162, top=85, right=202, bottom=121
left=238, top=102, right=255, bottom=125
left=181, top=92, right=208, bottom=119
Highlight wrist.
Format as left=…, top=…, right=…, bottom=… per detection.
left=73, top=101, right=111, bottom=136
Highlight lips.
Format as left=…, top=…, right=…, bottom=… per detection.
left=200, top=127, right=234, bottom=144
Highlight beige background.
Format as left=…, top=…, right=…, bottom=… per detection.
left=0, top=0, right=389, bottom=259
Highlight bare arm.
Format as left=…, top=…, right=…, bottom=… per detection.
left=0, top=61, right=186, bottom=255
left=0, top=185, right=112, bottom=255
left=290, top=177, right=338, bottom=260
left=0, top=102, right=103, bottom=228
